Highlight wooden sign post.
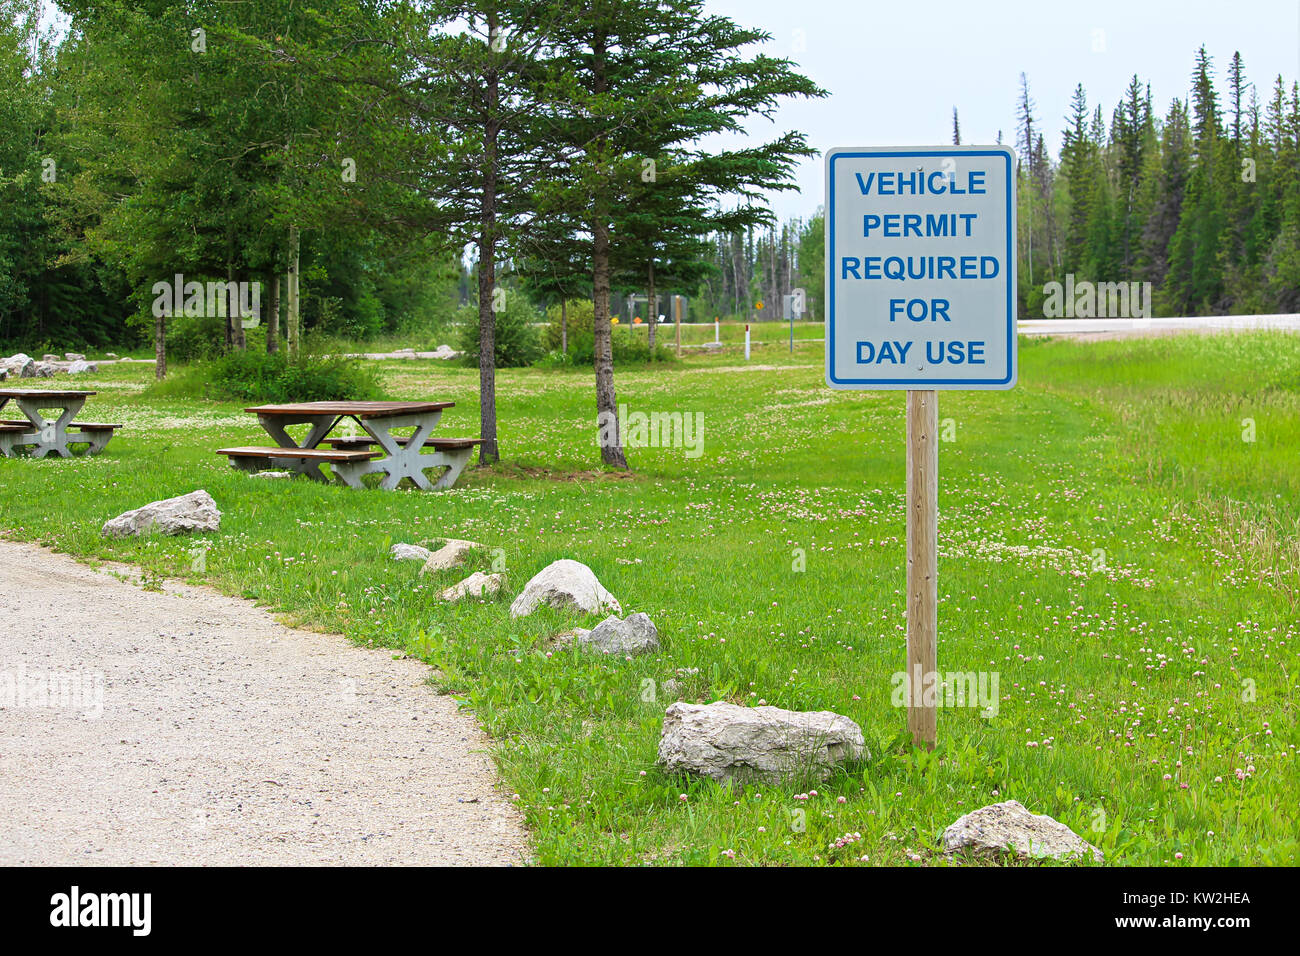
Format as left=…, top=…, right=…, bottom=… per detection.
left=825, top=146, right=1017, bottom=750
left=905, top=389, right=938, bottom=748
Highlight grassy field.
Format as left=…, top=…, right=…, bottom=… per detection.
left=1, top=331, right=1296, bottom=866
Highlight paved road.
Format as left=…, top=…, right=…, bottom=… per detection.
left=680, top=313, right=1300, bottom=348
left=0, top=540, right=526, bottom=866
left=1018, top=314, right=1300, bottom=337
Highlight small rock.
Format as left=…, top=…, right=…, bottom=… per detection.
left=33, top=362, right=56, bottom=378
left=102, top=490, right=221, bottom=537
left=390, top=543, right=433, bottom=562
left=105, top=352, right=119, bottom=360
left=43, top=354, right=60, bottom=362
left=509, top=559, right=621, bottom=618
left=941, top=800, right=1104, bottom=863
left=657, top=701, right=867, bottom=784
left=420, top=538, right=482, bottom=573
left=249, top=471, right=294, bottom=479
left=577, top=612, right=660, bottom=655
left=67, top=360, right=98, bottom=375
left=439, top=571, right=503, bottom=602
left=65, top=352, right=86, bottom=362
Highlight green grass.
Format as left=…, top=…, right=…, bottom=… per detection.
left=1, top=331, right=1296, bottom=866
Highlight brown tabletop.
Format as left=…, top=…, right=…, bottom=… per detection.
left=244, top=401, right=453, bottom=419
left=0, top=389, right=97, bottom=400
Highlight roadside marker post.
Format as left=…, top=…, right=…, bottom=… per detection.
left=744, top=323, right=751, bottom=361
left=783, top=293, right=795, bottom=352
left=825, top=145, right=1017, bottom=748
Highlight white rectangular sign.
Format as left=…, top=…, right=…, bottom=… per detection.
left=825, top=146, right=1017, bottom=389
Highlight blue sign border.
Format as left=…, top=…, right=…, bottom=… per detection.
left=827, top=148, right=1016, bottom=388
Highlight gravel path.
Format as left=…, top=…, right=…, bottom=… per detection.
left=0, top=540, right=527, bottom=865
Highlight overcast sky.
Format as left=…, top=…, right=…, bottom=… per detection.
left=703, top=0, right=1300, bottom=223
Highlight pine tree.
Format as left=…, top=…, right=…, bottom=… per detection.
left=536, top=0, right=822, bottom=468
left=1166, top=47, right=1227, bottom=312
left=1061, top=84, right=1095, bottom=274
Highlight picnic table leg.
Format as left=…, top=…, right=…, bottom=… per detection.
left=429, top=447, right=474, bottom=489
left=361, top=411, right=443, bottom=490
left=84, top=430, right=114, bottom=455
left=257, top=413, right=338, bottom=481
left=16, top=397, right=84, bottom=458
left=329, top=461, right=367, bottom=489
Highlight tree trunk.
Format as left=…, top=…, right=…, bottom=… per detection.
left=287, top=224, right=300, bottom=359
left=560, top=298, right=567, bottom=354
left=647, top=259, right=656, bottom=356
left=477, top=238, right=499, bottom=464
left=267, top=270, right=280, bottom=353
left=223, top=265, right=234, bottom=352
left=476, top=12, right=501, bottom=466
left=593, top=215, right=626, bottom=469
left=674, top=290, right=682, bottom=357
left=732, top=233, right=743, bottom=317
left=229, top=259, right=246, bottom=350
left=154, top=312, right=166, bottom=380
left=590, top=31, right=626, bottom=469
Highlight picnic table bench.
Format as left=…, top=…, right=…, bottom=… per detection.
left=216, top=400, right=479, bottom=490
left=0, top=389, right=122, bottom=457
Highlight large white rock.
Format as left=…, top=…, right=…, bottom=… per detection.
left=440, top=571, right=503, bottom=602
left=2, top=354, right=32, bottom=378
left=390, top=543, right=432, bottom=562
left=66, top=360, right=97, bottom=375
left=102, top=490, right=221, bottom=537
left=657, top=702, right=867, bottom=784
left=508, top=559, right=621, bottom=618
left=420, top=538, right=482, bottom=573
left=941, top=800, right=1104, bottom=863
left=578, top=612, right=660, bottom=655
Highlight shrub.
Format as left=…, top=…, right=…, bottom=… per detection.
left=540, top=299, right=675, bottom=365
left=543, top=299, right=595, bottom=352
left=455, top=293, right=544, bottom=368
left=147, top=346, right=383, bottom=403
left=167, top=311, right=227, bottom=362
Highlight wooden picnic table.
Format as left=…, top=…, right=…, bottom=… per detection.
left=0, top=388, right=122, bottom=458
left=217, top=400, right=480, bottom=490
